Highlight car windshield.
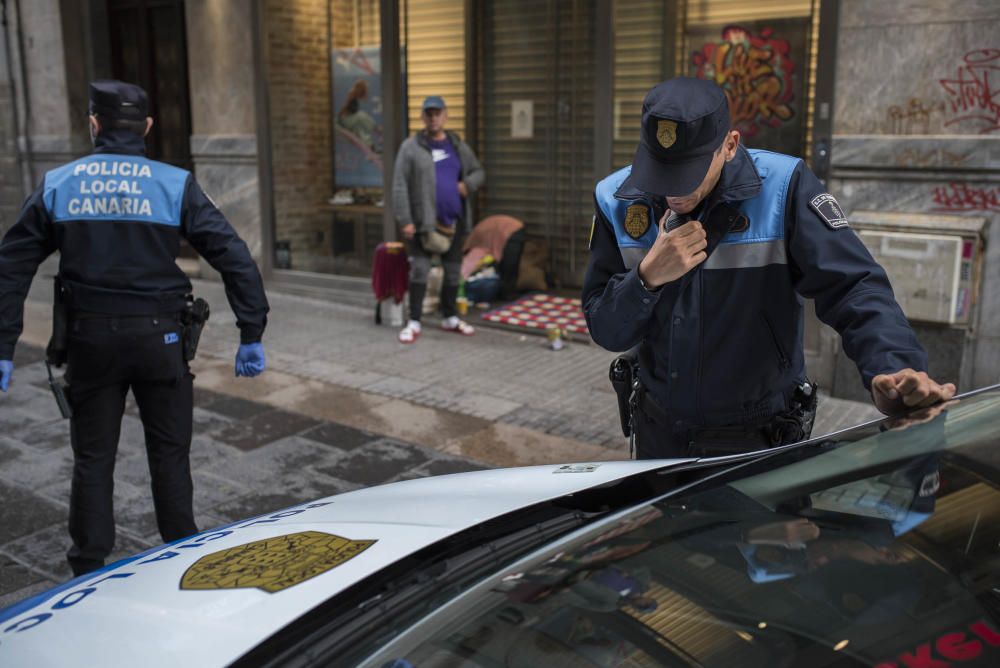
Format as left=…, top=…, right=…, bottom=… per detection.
left=360, top=389, right=1000, bottom=668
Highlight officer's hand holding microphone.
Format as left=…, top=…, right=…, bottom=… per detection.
left=637, top=212, right=708, bottom=289
left=0, top=359, right=12, bottom=392
left=235, top=342, right=266, bottom=378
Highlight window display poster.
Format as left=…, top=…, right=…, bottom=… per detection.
left=333, top=46, right=384, bottom=188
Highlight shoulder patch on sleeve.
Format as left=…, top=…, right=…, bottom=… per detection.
left=809, top=193, right=849, bottom=230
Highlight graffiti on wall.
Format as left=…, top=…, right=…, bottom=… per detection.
left=885, top=98, right=946, bottom=135
left=939, top=48, right=1000, bottom=134
left=930, top=182, right=1000, bottom=213
left=691, top=25, right=797, bottom=139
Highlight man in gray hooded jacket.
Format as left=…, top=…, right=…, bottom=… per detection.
left=392, top=95, right=485, bottom=343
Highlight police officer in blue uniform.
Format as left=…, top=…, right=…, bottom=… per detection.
left=584, top=78, right=955, bottom=459
left=0, top=80, right=270, bottom=575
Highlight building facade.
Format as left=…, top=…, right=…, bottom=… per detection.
left=1, top=0, right=998, bottom=396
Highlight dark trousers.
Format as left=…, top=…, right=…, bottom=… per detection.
left=408, top=228, right=466, bottom=322
left=65, top=315, right=197, bottom=576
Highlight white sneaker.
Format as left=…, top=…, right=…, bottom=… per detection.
left=441, top=316, right=475, bottom=336
left=399, top=320, right=422, bottom=344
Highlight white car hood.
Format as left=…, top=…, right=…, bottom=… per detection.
left=0, top=459, right=684, bottom=667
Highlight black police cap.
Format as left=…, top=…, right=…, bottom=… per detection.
left=88, top=80, right=149, bottom=122
left=624, top=77, right=731, bottom=198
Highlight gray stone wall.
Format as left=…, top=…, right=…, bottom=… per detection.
left=185, top=1, right=264, bottom=266
left=828, top=0, right=1000, bottom=395
left=0, top=27, right=22, bottom=235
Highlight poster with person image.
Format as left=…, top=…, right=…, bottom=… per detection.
left=333, top=46, right=385, bottom=187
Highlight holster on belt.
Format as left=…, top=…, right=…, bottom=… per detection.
left=609, top=347, right=640, bottom=437
left=764, top=380, right=818, bottom=446
left=45, top=276, right=70, bottom=368
left=180, top=297, right=211, bottom=362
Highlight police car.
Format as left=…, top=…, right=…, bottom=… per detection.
left=2, top=388, right=999, bottom=667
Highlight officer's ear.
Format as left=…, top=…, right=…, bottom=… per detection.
left=723, top=130, right=740, bottom=162
left=89, top=114, right=101, bottom=136
left=144, top=117, right=154, bottom=137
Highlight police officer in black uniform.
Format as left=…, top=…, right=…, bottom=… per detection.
left=584, top=78, right=955, bottom=459
left=0, top=80, right=270, bottom=575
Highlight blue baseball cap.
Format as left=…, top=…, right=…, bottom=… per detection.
left=421, top=95, right=446, bottom=111
left=624, top=77, right=731, bottom=197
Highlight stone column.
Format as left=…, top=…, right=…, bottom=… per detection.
left=185, top=0, right=264, bottom=267
left=19, top=0, right=91, bottom=177
left=0, top=0, right=91, bottom=230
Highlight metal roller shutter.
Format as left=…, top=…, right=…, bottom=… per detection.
left=403, top=0, right=466, bottom=137
left=479, top=0, right=594, bottom=288
left=613, top=0, right=674, bottom=169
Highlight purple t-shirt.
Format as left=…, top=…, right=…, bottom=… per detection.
left=428, top=137, right=463, bottom=227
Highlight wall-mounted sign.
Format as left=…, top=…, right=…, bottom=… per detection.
left=511, top=100, right=534, bottom=139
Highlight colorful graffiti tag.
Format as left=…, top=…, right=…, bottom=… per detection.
left=930, top=182, right=1000, bottom=213
left=939, top=48, right=1000, bottom=134
left=691, top=25, right=796, bottom=138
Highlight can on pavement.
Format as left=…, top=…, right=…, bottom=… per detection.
left=547, top=327, right=565, bottom=351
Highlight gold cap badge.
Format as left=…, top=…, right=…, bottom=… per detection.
left=624, top=204, right=650, bottom=239
left=656, top=119, right=677, bottom=149
left=180, top=531, right=376, bottom=594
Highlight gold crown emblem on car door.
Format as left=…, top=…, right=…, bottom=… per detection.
left=180, top=531, right=376, bottom=594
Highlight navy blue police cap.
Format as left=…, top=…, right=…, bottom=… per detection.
left=88, top=80, right=149, bottom=122
left=624, top=77, right=731, bottom=197
left=421, top=95, right=446, bottom=111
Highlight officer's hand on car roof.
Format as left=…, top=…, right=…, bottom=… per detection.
left=235, top=343, right=266, bottom=378
left=0, top=360, right=11, bottom=392
left=871, top=368, right=956, bottom=416
left=636, top=215, right=707, bottom=289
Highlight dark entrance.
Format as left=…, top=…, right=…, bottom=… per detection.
left=106, top=0, right=192, bottom=172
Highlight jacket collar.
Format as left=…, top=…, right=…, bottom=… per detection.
left=714, top=144, right=762, bottom=203
left=416, top=130, right=460, bottom=150
left=92, top=128, right=147, bottom=156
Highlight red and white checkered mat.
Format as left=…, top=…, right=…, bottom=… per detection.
left=481, top=293, right=590, bottom=336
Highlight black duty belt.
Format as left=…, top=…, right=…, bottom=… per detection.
left=639, top=391, right=777, bottom=452
left=61, top=279, right=188, bottom=316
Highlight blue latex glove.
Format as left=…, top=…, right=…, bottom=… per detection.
left=235, top=343, right=266, bottom=378
left=0, top=360, right=11, bottom=392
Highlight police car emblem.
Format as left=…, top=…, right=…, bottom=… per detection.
left=180, top=531, right=376, bottom=593
left=809, top=194, right=849, bottom=230
left=624, top=204, right=650, bottom=239
left=656, top=119, right=677, bottom=149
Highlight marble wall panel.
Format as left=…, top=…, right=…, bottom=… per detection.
left=840, top=0, right=1000, bottom=29
left=834, top=19, right=1000, bottom=136
left=972, top=336, right=1000, bottom=387
left=186, top=2, right=263, bottom=267
left=832, top=136, right=1000, bottom=172
left=185, top=1, right=256, bottom=136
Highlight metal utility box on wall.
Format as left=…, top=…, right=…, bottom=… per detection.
left=830, top=211, right=987, bottom=401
